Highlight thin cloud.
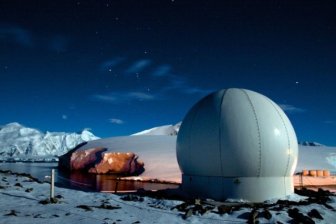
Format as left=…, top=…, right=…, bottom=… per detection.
left=0, top=25, right=72, bottom=53
left=91, top=91, right=156, bottom=103
left=163, top=76, right=211, bottom=95
left=0, top=25, right=33, bottom=47
left=128, top=92, right=156, bottom=101
left=184, top=87, right=211, bottom=95
left=126, top=59, right=151, bottom=74
left=92, top=94, right=118, bottom=102
left=49, top=35, right=69, bottom=53
left=279, top=104, right=305, bottom=113
left=100, top=57, right=124, bottom=71
left=152, top=65, right=171, bottom=77
left=324, top=120, right=336, bottom=125
left=62, top=114, right=68, bottom=120
left=109, top=118, right=124, bottom=125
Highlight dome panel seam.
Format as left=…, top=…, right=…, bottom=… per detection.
left=241, top=89, right=262, bottom=177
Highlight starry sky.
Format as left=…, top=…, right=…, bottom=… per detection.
left=1, top=0, right=336, bottom=145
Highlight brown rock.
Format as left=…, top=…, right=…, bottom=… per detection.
left=88, top=152, right=144, bottom=175
left=58, top=145, right=145, bottom=176
left=70, top=147, right=106, bottom=170
left=58, top=142, right=88, bottom=170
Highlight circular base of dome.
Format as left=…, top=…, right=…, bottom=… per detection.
left=181, top=174, right=294, bottom=202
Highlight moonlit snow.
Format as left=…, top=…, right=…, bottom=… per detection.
left=1, top=171, right=336, bottom=224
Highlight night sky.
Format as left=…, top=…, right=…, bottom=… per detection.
left=1, top=1, right=336, bottom=145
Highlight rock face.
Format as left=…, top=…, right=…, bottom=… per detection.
left=71, top=147, right=106, bottom=170
left=88, top=152, right=144, bottom=175
left=58, top=147, right=145, bottom=176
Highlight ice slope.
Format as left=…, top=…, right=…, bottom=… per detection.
left=131, top=124, right=336, bottom=173
left=77, top=135, right=336, bottom=182
left=132, top=122, right=181, bottom=136
left=0, top=122, right=99, bottom=160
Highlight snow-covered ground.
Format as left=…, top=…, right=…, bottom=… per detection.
left=1, top=170, right=335, bottom=224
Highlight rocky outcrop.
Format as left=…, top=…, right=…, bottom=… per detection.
left=58, top=147, right=144, bottom=176
left=71, top=147, right=106, bottom=170
left=88, top=152, right=144, bottom=175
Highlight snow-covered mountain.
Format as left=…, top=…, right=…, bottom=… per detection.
left=132, top=122, right=181, bottom=136
left=0, top=122, right=99, bottom=160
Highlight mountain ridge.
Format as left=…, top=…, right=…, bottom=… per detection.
left=0, top=122, right=99, bottom=160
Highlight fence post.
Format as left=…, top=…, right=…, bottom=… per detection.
left=50, top=169, right=55, bottom=200
left=114, top=178, right=119, bottom=193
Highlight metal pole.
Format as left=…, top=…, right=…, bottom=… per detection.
left=50, top=169, right=55, bottom=200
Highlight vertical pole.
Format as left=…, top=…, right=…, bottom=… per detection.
left=50, top=169, right=55, bottom=200
left=114, top=178, right=119, bottom=194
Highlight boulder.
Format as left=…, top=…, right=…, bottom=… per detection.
left=58, top=147, right=144, bottom=176
left=88, top=152, right=144, bottom=175
left=58, top=142, right=88, bottom=170
left=71, top=147, right=106, bottom=170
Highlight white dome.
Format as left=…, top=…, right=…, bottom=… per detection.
left=176, top=88, right=298, bottom=202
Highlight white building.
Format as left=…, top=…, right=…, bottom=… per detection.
left=176, top=88, right=298, bottom=202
